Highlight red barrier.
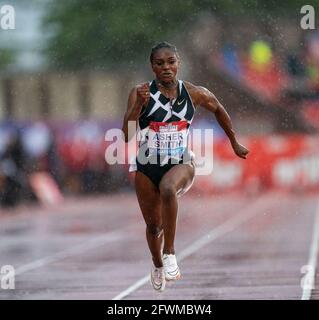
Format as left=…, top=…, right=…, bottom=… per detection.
left=191, top=134, right=319, bottom=193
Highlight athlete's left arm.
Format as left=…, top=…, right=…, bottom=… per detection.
left=195, top=86, right=249, bottom=159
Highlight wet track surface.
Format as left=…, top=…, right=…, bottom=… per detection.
left=0, top=191, right=318, bottom=300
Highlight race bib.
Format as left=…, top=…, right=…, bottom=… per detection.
left=148, top=121, right=188, bottom=157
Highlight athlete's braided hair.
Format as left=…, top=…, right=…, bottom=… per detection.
left=150, top=41, right=179, bottom=63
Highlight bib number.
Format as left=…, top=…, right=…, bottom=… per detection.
left=148, top=121, right=188, bottom=157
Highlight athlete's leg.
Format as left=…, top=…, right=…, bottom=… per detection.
left=135, top=171, right=163, bottom=267
left=159, top=163, right=195, bottom=255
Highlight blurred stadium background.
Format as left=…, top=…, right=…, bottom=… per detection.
left=0, top=0, right=319, bottom=300
left=1, top=0, right=319, bottom=207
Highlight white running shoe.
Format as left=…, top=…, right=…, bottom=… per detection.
left=150, top=266, right=166, bottom=291
left=163, top=254, right=181, bottom=281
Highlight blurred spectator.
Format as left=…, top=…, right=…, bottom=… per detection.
left=305, top=31, right=319, bottom=92
left=287, top=52, right=305, bottom=78
left=22, top=122, right=52, bottom=168
left=243, top=40, right=286, bottom=101
left=282, top=33, right=319, bottom=103
left=283, top=55, right=313, bottom=106
left=249, top=40, right=273, bottom=72
left=221, top=43, right=242, bottom=78
left=0, top=128, right=26, bottom=207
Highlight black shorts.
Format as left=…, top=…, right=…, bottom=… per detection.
left=135, top=148, right=194, bottom=188
left=136, top=160, right=179, bottom=188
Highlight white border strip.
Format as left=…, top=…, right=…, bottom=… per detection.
left=301, top=201, right=319, bottom=300
left=112, top=194, right=273, bottom=300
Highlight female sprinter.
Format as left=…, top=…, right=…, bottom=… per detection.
left=122, top=42, right=249, bottom=291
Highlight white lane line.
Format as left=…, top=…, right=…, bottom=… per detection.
left=14, top=226, right=134, bottom=276
left=301, top=201, right=319, bottom=300
left=112, top=194, right=274, bottom=300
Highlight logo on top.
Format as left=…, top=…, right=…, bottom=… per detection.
left=160, top=124, right=178, bottom=131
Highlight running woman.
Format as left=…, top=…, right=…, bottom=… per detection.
left=122, top=42, right=249, bottom=291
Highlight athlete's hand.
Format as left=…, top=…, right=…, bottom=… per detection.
left=136, top=83, right=150, bottom=107
left=231, top=140, right=249, bottom=159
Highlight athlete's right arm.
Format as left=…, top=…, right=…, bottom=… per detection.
left=122, top=83, right=150, bottom=143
